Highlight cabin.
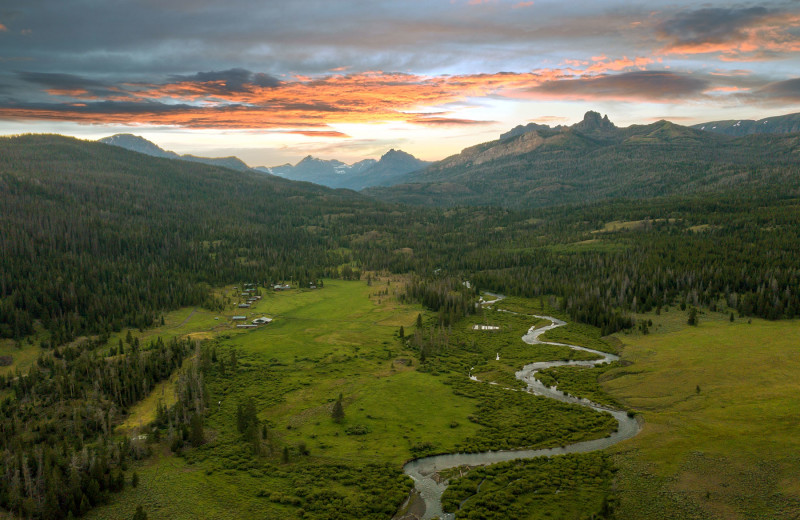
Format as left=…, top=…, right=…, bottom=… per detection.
left=232, top=315, right=247, bottom=321
left=238, top=303, right=250, bottom=308
left=473, top=325, right=500, bottom=331
left=273, top=284, right=291, bottom=291
left=237, top=324, right=257, bottom=329
left=252, top=317, right=273, bottom=325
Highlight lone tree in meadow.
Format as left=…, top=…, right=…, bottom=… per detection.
left=132, top=505, right=147, bottom=520
left=331, top=396, right=345, bottom=423
left=687, top=307, right=698, bottom=326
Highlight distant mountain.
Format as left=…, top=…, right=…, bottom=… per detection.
left=262, top=149, right=429, bottom=190
left=99, top=134, right=180, bottom=160
left=99, top=134, right=252, bottom=172
left=364, top=111, right=800, bottom=208
left=179, top=154, right=251, bottom=172
left=692, top=112, right=800, bottom=136
left=260, top=156, right=375, bottom=187
left=343, top=149, right=431, bottom=190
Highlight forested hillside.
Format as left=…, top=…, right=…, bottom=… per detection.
left=3, top=134, right=800, bottom=345
left=0, top=135, right=373, bottom=344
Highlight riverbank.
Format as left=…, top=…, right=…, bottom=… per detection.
left=401, top=303, right=640, bottom=519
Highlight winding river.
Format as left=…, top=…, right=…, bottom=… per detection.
left=400, top=300, right=641, bottom=520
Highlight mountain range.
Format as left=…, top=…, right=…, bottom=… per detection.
left=99, top=134, right=430, bottom=191
left=364, top=111, right=800, bottom=208
left=259, top=149, right=430, bottom=190
left=99, top=110, right=800, bottom=208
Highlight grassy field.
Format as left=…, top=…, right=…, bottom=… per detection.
left=0, top=337, right=40, bottom=376
left=604, top=309, right=800, bottom=519
left=83, top=281, right=625, bottom=520
left=88, top=279, right=481, bottom=520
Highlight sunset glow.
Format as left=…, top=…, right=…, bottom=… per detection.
left=2, top=1, right=800, bottom=165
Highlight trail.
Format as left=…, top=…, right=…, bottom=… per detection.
left=399, top=299, right=640, bottom=520
left=172, top=308, right=197, bottom=329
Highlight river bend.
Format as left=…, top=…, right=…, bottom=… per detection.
left=401, top=307, right=640, bottom=520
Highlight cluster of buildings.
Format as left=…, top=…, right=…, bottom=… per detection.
left=232, top=315, right=273, bottom=329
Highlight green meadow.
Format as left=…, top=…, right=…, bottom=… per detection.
left=604, top=310, right=800, bottom=519
left=85, top=280, right=624, bottom=520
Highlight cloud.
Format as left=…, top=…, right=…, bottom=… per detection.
left=18, top=71, right=108, bottom=90
left=527, top=71, right=709, bottom=102
left=16, top=71, right=126, bottom=100
left=750, top=77, right=800, bottom=102
left=0, top=68, right=515, bottom=129
left=584, top=56, right=653, bottom=74
left=0, top=23, right=7, bottom=31
left=657, top=7, right=800, bottom=60
left=659, top=7, right=770, bottom=46
left=170, top=68, right=283, bottom=94
left=410, top=115, right=495, bottom=126
left=285, top=130, right=350, bottom=138
left=0, top=65, right=774, bottom=130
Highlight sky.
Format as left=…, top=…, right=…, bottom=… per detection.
left=1, top=0, right=800, bottom=166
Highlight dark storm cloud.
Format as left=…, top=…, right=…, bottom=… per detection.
left=752, top=77, right=800, bottom=101
left=0, top=99, right=198, bottom=115
left=170, top=69, right=283, bottom=93
left=16, top=71, right=128, bottom=99
left=18, top=72, right=109, bottom=90
left=658, top=7, right=771, bottom=46
left=530, top=71, right=710, bottom=101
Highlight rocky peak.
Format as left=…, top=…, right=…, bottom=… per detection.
left=572, top=111, right=616, bottom=133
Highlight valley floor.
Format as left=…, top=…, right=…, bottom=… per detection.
left=72, top=282, right=800, bottom=520
left=606, top=309, right=800, bottom=519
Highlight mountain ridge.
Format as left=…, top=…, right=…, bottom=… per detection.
left=364, top=111, right=800, bottom=208
left=98, top=133, right=428, bottom=190
left=692, top=112, right=800, bottom=136
left=266, top=148, right=430, bottom=190
left=99, top=133, right=253, bottom=172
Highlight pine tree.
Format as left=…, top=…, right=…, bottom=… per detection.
left=189, top=413, right=204, bottom=447
left=331, top=398, right=345, bottom=423
left=132, top=505, right=148, bottom=520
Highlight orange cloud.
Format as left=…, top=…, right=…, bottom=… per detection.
left=705, top=86, right=750, bottom=93
left=512, top=1, right=534, bottom=8
left=584, top=56, right=653, bottom=74
left=45, top=88, right=92, bottom=97
left=658, top=9, right=800, bottom=61
left=0, top=62, right=721, bottom=130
